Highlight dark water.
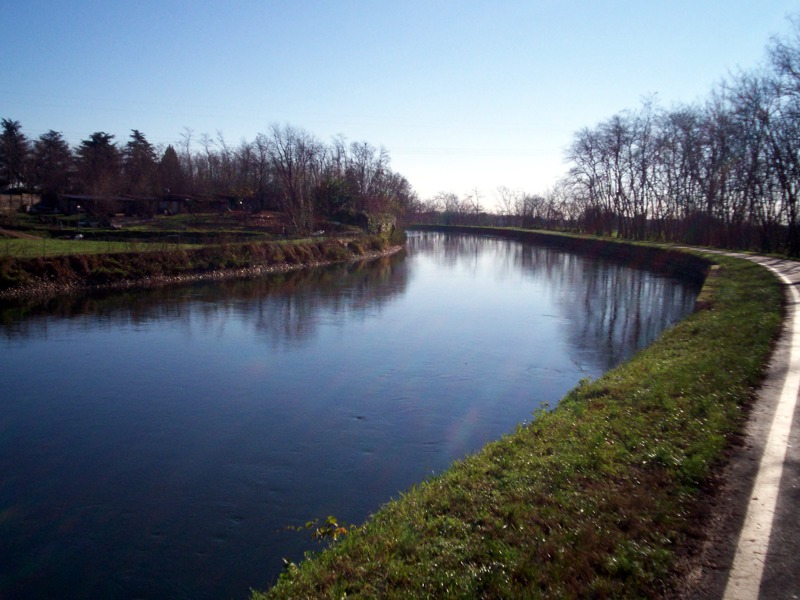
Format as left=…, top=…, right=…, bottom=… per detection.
left=0, top=232, right=701, bottom=599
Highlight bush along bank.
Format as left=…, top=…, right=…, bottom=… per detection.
left=253, top=240, right=782, bottom=598
left=0, top=234, right=402, bottom=300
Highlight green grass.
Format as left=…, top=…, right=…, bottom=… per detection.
left=0, top=235, right=199, bottom=258
left=0, top=210, right=358, bottom=256
left=253, top=249, right=782, bottom=599
left=0, top=234, right=394, bottom=293
left=0, top=236, right=178, bottom=258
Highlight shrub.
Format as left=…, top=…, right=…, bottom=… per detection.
left=368, top=236, right=387, bottom=251
left=321, top=242, right=351, bottom=261
left=348, top=240, right=366, bottom=255
left=0, top=257, right=27, bottom=290
left=389, top=228, right=408, bottom=245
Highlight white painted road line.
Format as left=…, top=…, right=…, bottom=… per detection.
left=723, top=263, right=800, bottom=600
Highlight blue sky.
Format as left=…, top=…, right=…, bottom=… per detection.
left=2, top=1, right=797, bottom=205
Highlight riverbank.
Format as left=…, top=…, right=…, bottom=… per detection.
left=0, top=236, right=403, bottom=302
left=254, top=228, right=782, bottom=598
left=412, top=224, right=711, bottom=284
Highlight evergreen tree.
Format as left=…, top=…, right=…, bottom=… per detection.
left=0, top=118, right=30, bottom=189
left=31, top=130, right=73, bottom=203
left=76, top=132, right=120, bottom=197
left=158, top=145, right=185, bottom=195
left=123, top=129, right=157, bottom=195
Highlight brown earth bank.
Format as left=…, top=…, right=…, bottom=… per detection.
left=0, top=238, right=403, bottom=302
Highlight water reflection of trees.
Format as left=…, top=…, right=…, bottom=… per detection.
left=3, top=234, right=699, bottom=368
left=0, top=254, right=409, bottom=347
left=409, top=232, right=699, bottom=370
left=509, top=242, right=699, bottom=368
left=409, top=231, right=503, bottom=272
left=248, top=255, right=409, bottom=348
left=560, top=256, right=696, bottom=369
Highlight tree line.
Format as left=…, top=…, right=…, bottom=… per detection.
left=415, top=17, right=800, bottom=256
left=6, top=18, right=800, bottom=250
left=0, top=121, right=416, bottom=234
left=562, top=20, right=800, bottom=255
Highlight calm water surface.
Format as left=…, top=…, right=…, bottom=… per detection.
left=0, top=232, right=701, bottom=599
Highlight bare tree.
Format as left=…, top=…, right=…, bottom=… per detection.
left=495, top=186, right=517, bottom=216
left=267, top=124, right=324, bottom=234
left=179, top=127, right=195, bottom=191
left=766, top=19, right=800, bottom=254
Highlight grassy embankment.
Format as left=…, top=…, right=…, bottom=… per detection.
left=0, top=236, right=158, bottom=258
left=0, top=210, right=402, bottom=294
left=0, top=234, right=397, bottom=294
left=254, top=229, right=782, bottom=598
left=0, top=211, right=316, bottom=259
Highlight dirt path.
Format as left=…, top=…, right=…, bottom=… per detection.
left=686, top=254, right=800, bottom=599
left=0, top=227, right=42, bottom=240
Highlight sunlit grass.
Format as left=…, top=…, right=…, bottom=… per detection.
left=0, top=236, right=179, bottom=258
left=0, top=235, right=394, bottom=293
left=254, top=250, right=782, bottom=599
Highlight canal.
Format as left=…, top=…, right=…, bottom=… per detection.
left=0, top=231, right=701, bottom=599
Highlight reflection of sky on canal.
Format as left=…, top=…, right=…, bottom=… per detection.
left=0, top=233, right=701, bottom=600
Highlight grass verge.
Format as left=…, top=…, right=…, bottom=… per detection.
left=0, top=235, right=395, bottom=294
left=253, top=248, right=782, bottom=598
left=0, top=236, right=161, bottom=258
